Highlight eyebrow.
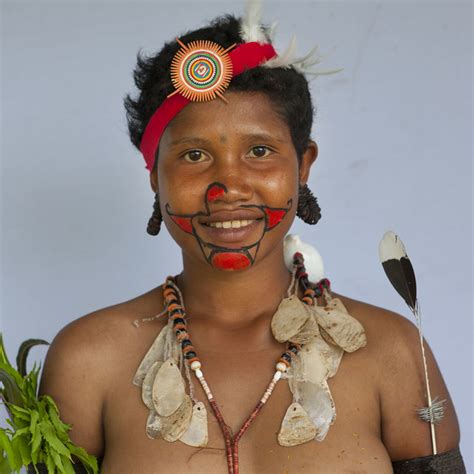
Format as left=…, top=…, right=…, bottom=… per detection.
left=169, top=133, right=287, bottom=147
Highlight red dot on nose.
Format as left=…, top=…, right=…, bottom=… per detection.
left=207, top=185, right=226, bottom=202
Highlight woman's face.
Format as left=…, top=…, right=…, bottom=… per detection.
left=151, top=91, right=317, bottom=271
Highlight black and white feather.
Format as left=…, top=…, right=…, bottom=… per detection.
left=378, top=230, right=445, bottom=455
left=379, top=231, right=417, bottom=311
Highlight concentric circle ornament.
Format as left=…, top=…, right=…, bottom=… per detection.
left=170, top=39, right=235, bottom=102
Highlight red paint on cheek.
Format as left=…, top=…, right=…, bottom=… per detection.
left=211, top=252, right=251, bottom=270
left=171, top=216, right=193, bottom=234
left=264, top=208, right=286, bottom=229
left=206, top=185, right=226, bottom=202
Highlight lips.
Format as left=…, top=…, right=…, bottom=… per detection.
left=194, top=213, right=265, bottom=248
left=199, top=209, right=263, bottom=225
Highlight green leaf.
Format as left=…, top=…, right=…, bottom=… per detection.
left=39, top=419, right=71, bottom=458
left=8, top=404, right=30, bottom=417
left=47, top=443, right=65, bottom=472
left=8, top=405, right=31, bottom=429
left=0, top=360, right=24, bottom=388
left=0, top=430, right=21, bottom=470
left=44, top=444, right=56, bottom=474
left=24, top=365, right=41, bottom=403
left=12, top=433, right=31, bottom=466
left=29, top=412, right=42, bottom=464
left=37, top=399, right=47, bottom=420
left=0, top=370, right=23, bottom=407
left=0, top=334, right=12, bottom=366
left=45, top=400, right=70, bottom=443
left=11, top=426, right=30, bottom=438
left=61, top=454, right=76, bottom=474
left=0, top=449, right=14, bottom=474
left=16, top=339, right=49, bottom=377
left=68, top=445, right=99, bottom=474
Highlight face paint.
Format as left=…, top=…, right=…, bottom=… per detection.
left=206, top=183, right=227, bottom=202
left=166, top=182, right=292, bottom=271
left=211, top=252, right=251, bottom=270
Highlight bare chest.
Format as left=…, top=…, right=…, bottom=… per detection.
left=100, top=339, right=393, bottom=474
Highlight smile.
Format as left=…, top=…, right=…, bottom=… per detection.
left=166, top=182, right=293, bottom=270
left=204, top=219, right=262, bottom=229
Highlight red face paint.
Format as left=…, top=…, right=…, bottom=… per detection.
left=171, top=216, right=193, bottom=234
left=206, top=184, right=226, bottom=203
left=211, top=252, right=251, bottom=270
left=264, top=207, right=286, bottom=229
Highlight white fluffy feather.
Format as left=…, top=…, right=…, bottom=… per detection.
left=263, top=35, right=298, bottom=69
left=239, top=0, right=343, bottom=78
left=240, top=0, right=267, bottom=44
left=265, top=38, right=343, bottom=77
left=283, top=234, right=325, bottom=283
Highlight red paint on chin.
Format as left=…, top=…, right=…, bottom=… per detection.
left=171, top=216, right=193, bottom=234
left=211, top=252, right=251, bottom=270
left=264, top=208, right=286, bottom=229
left=207, top=185, right=226, bottom=202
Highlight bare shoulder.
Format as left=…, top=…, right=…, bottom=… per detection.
left=38, top=286, right=164, bottom=458
left=334, top=292, right=461, bottom=460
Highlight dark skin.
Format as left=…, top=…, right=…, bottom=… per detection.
left=38, top=91, right=460, bottom=473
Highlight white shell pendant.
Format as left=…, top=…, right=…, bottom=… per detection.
left=296, top=337, right=330, bottom=385
left=146, top=410, right=162, bottom=439
left=271, top=295, right=312, bottom=343
left=313, top=335, right=344, bottom=378
left=133, top=323, right=171, bottom=386
left=292, top=380, right=336, bottom=442
left=152, top=358, right=185, bottom=417
left=278, top=402, right=317, bottom=447
left=142, top=361, right=163, bottom=410
left=312, top=298, right=366, bottom=352
left=179, top=401, right=208, bottom=447
left=161, top=394, right=193, bottom=442
left=288, top=313, right=320, bottom=345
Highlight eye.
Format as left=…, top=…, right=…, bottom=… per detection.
left=248, top=146, right=272, bottom=159
left=182, top=150, right=207, bottom=163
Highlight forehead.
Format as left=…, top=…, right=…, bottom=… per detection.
left=160, top=91, right=291, bottom=144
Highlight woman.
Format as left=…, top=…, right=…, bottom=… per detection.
left=37, top=9, right=465, bottom=474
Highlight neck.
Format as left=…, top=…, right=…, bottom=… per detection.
left=177, top=245, right=293, bottom=332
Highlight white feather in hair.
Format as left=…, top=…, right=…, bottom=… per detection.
left=264, top=37, right=343, bottom=77
left=240, top=0, right=343, bottom=78
left=240, top=0, right=267, bottom=43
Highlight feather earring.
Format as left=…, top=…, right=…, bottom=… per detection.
left=378, top=231, right=446, bottom=455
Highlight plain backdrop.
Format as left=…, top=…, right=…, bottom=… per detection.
left=1, top=0, right=472, bottom=471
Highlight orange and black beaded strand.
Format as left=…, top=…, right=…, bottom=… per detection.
left=162, top=276, right=299, bottom=474
left=292, top=252, right=331, bottom=305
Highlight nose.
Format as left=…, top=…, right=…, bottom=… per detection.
left=208, top=158, right=254, bottom=205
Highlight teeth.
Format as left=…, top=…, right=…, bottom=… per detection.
left=208, top=220, right=255, bottom=229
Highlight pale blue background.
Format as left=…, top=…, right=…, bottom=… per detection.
left=1, top=0, right=472, bottom=471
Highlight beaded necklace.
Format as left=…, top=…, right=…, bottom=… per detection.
left=162, top=253, right=330, bottom=474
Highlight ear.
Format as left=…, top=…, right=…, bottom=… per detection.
left=299, top=140, right=318, bottom=185
left=150, top=167, right=158, bottom=194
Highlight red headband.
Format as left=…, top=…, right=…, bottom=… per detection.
left=139, top=41, right=277, bottom=172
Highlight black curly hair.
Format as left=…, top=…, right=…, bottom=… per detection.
left=124, top=14, right=315, bottom=173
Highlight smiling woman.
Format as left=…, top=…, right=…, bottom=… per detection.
left=3, top=1, right=468, bottom=473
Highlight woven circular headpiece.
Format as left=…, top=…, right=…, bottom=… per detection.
left=170, top=40, right=234, bottom=102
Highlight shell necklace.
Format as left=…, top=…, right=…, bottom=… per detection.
left=133, top=252, right=366, bottom=474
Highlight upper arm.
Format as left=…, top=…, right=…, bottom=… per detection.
left=378, top=311, right=460, bottom=461
left=38, top=314, right=111, bottom=458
